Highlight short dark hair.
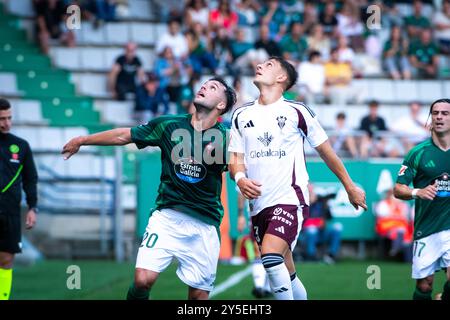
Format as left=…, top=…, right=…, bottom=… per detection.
left=269, top=56, right=298, bottom=91
left=336, top=112, right=346, bottom=120
left=368, top=99, right=379, bottom=107
left=209, top=76, right=237, bottom=115
left=308, top=50, right=321, bottom=62
left=0, top=98, right=11, bottom=111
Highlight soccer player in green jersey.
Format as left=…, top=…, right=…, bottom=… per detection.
left=62, top=77, right=236, bottom=300
left=394, top=98, right=450, bottom=300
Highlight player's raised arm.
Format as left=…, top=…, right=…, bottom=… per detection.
left=61, top=128, right=132, bottom=160
left=315, top=140, right=368, bottom=210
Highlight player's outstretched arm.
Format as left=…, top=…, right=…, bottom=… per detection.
left=315, top=140, right=367, bottom=210
left=394, top=182, right=438, bottom=201
left=62, top=128, right=132, bottom=160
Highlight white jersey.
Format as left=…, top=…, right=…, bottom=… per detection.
left=228, top=97, right=328, bottom=216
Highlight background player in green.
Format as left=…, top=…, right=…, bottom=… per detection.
left=394, top=98, right=450, bottom=300
left=62, top=77, right=236, bottom=300
left=0, top=98, right=38, bottom=300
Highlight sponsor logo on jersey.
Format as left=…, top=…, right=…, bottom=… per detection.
left=276, top=115, right=287, bottom=129
left=398, top=165, right=408, bottom=176
left=174, top=158, right=207, bottom=183
left=436, top=172, right=450, bottom=197
left=257, top=132, right=273, bottom=147
left=250, top=148, right=287, bottom=159
left=9, top=144, right=20, bottom=163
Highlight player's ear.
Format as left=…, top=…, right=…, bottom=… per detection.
left=276, top=73, right=288, bottom=86
left=217, top=101, right=226, bottom=113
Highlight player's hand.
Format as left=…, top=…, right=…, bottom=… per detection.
left=61, top=136, right=83, bottom=160
left=347, top=185, right=368, bottom=211
left=417, top=181, right=438, bottom=200
left=237, top=178, right=262, bottom=200
left=237, top=215, right=247, bottom=233
left=25, top=209, right=36, bottom=229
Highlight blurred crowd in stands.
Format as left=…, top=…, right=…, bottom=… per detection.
left=31, top=0, right=448, bottom=158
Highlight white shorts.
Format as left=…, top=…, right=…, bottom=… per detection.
left=135, top=208, right=220, bottom=292
left=412, top=229, right=450, bottom=279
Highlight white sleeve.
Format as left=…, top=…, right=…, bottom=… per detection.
left=228, top=109, right=245, bottom=153
left=297, top=104, right=328, bottom=148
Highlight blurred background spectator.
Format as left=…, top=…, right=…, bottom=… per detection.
left=330, top=112, right=359, bottom=158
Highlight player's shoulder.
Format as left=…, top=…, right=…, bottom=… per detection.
left=231, top=100, right=256, bottom=120
left=149, top=114, right=190, bottom=125
left=6, top=133, right=30, bottom=146
left=282, top=99, right=316, bottom=117
left=404, top=139, right=432, bottom=161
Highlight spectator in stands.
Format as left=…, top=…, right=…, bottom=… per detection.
left=208, top=0, right=239, bottom=38
left=330, top=112, right=359, bottom=158
left=185, top=28, right=218, bottom=76
left=108, top=42, right=146, bottom=101
left=33, top=0, right=75, bottom=55
left=432, top=0, right=450, bottom=54
left=336, top=0, right=364, bottom=52
left=324, top=47, right=359, bottom=105
left=299, top=1, right=318, bottom=35
left=307, top=24, right=331, bottom=62
left=404, top=0, right=431, bottom=41
left=254, top=24, right=282, bottom=57
left=235, top=0, right=260, bottom=26
left=392, top=101, right=429, bottom=153
left=184, top=0, right=209, bottom=32
left=154, top=46, right=193, bottom=110
left=383, top=25, right=412, bottom=80
left=336, top=34, right=356, bottom=67
left=280, top=21, right=308, bottom=65
left=297, top=50, right=325, bottom=104
left=359, top=100, right=400, bottom=158
left=93, top=0, right=117, bottom=26
left=230, top=29, right=268, bottom=76
left=156, top=18, right=189, bottom=59
left=260, top=0, right=289, bottom=41
left=301, top=184, right=343, bottom=264
left=375, top=188, right=413, bottom=262
left=135, top=72, right=169, bottom=123
left=409, top=29, right=440, bottom=79
left=319, top=2, right=339, bottom=38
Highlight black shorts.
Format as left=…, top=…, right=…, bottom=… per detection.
left=0, top=214, right=22, bottom=254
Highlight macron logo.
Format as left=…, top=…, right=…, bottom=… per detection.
left=244, top=120, right=255, bottom=128
left=275, top=226, right=285, bottom=234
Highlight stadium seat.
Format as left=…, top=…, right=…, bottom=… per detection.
left=417, top=81, right=443, bottom=103
left=0, top=72, right=21, bottom=95
left=72, top=73, right=110, bottom=98
left=105, top=23, right=130, bottom=45
left=394, top=80, right=419, bottom=103
left=79, top=23, right=106, bottom=45
left=50, top=47, right=81, bottom=71
left=80, top=48, right=107, bottom=71
left=14, top=100, right=45, bottom=124
left=94, top=100, right=135, bottom=126
left=367, top=79, right=395, bottom=103
left=39, top=127, right=66, bottom=151
left=11, top=127, right=39, bottom=149
left=443, top=81, right=450, bottom=98
left=6, top=0, right=34, bottom=17
left=130, top=23, right=155, bottom=45
left=128, top=0, right=153, bottom=19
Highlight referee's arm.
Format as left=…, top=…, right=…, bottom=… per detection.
left=22, top=143, right=38, bottom=209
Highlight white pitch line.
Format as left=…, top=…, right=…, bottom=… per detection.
left=210, top=265, right=253, bottom=298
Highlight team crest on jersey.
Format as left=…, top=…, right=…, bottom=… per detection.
left=257, top=132, right=273, bottom=147
left=276, top=116, right=287, bottom=130
left=398, top=165, right=408, bottom=176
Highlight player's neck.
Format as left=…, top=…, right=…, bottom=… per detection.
left=191, top=110, right=218, bottom=131
left=432, top=131, right=450, bottom=151
left=258, top=86, right=283, bottom=105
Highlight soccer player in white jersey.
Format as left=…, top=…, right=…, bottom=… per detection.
left=228, top=56, right=367, bottom=300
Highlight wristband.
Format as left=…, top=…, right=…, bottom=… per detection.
left=234, top=172, right=246, bottom=185
left=411, top=189, right=419, bottom=199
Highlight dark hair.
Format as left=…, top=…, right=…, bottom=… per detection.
left=209, top=76, right=237, bottom=115
left=0, top=98, right=11, bottom=110
left=269, top=56, right=298, bottom=91
left=368, top=99, right=379, bottom=107
left=336, top=112, right=346, bottom=120
left=308, top=50, right=321, bottom=62
left=429, top=98, right=450, bottom=114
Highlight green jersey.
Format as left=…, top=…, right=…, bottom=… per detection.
left=396, top=139, right=450, bottom=240
left=131, top=114, right=228, bottom=228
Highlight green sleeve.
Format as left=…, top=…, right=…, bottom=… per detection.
left=131, top=117, right=168, bottom=149
left=396, top=149, right=419, bottom=186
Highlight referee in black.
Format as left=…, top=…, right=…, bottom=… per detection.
left=0, top=98, right=38, bottom=300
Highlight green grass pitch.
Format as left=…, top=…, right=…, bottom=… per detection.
left=10, top=259, right=446, bottom=300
